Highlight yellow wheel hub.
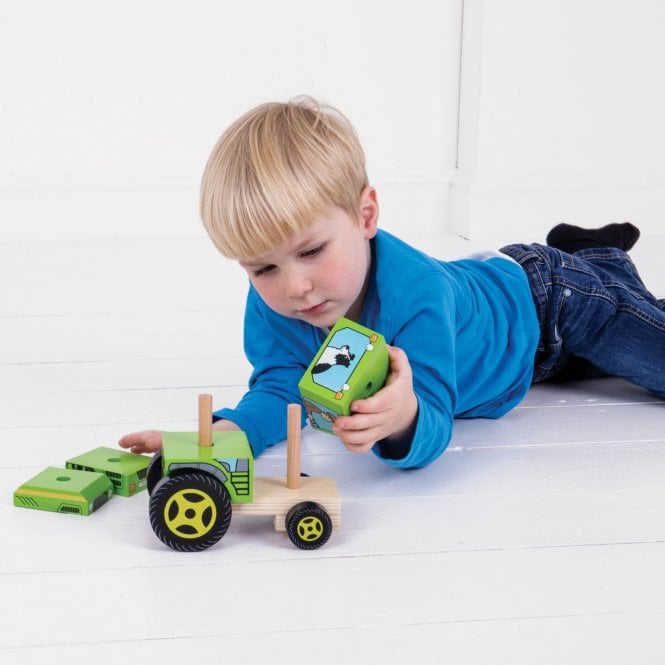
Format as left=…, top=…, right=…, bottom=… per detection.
left=296, top=516, right=324, bottom=542
left=164, top=488, right=217, bottom=539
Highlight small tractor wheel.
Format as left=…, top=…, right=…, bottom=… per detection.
left=286, top=502, right=333, bottom=550
left=146, top=452, right=164, bottom=495
left=149, top=472, right=232, bottom=552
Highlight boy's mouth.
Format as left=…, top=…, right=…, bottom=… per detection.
left=299, top=301, right=328, bottom=317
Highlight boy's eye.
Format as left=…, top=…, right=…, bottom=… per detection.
left=253, top=264, right=276, bottom=277
left=301, top=243, right=325, bottom=258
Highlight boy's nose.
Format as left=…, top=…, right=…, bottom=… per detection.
left=285, top=270, right=313, bottom=299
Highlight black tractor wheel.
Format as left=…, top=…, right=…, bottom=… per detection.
left=149, top=472, right=232, bottom=552
left=286, top=502, right=333, bottom=550
left=146, top=452, right=164, bottom=495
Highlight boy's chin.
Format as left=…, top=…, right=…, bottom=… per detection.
left=300, top=313, right=339, bottom=328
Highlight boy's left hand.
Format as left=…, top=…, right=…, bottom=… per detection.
left=333, top=345, right=418, bottom=454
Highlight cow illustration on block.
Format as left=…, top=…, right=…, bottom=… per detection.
left=298, top=318, right=389, bottom=435
left=312, top=344, right=356, bottom=374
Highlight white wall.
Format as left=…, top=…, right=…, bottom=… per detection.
left=0, top=0, right=463, bottom=243
left=453, top=0, right=665, bottom=249
left=3, top=0, right=664, bottom=273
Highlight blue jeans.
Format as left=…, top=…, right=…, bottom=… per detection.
left=500, top=243, right=665, bottom=398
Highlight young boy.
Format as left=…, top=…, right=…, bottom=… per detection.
left=119, top=97, right=665, bottom=469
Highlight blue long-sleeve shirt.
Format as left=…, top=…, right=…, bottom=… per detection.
left=214, top=230, right=540, bottom=469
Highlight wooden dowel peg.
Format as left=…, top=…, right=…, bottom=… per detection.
left=286, top=404, right=302, bottom=489
left=198, top=393, right=213, bottom=448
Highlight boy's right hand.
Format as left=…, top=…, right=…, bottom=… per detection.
left=333, top=345, right=418, bottom=454
left=118, top=430, right=163, bottom=454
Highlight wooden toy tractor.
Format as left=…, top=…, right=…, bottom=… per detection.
left=147, top=396, right=340, bottom=552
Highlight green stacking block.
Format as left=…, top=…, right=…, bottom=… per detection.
left=66, top=446, right=150, bottom=496
left=14, top=467, right=114, bottom=516
left=298, top=317, right=389, bottom=434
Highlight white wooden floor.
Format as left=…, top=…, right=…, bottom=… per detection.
left=2, top=231, right=665, bottom=665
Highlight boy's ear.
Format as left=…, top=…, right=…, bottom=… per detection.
left=359, top=186, right=379, bottom=239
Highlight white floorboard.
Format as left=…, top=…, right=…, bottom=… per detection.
left=2, top=233, right=665, bottom=664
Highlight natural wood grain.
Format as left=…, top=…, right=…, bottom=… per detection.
left=286, top=403, right=302, bottom=489
left=197, top=393, right=213, bottom=447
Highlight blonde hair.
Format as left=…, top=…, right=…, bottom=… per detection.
left=200, top=96, right=368, bottom=261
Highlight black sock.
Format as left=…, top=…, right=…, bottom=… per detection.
left=546, top=222, right=640, bottom=253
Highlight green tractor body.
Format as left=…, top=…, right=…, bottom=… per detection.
left=160, top=430, right=254, bottom=503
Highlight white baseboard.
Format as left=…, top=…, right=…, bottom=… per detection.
left=450, top=171, right=665, bottom=295
left=2, top=172, right=663, bottom=296
left=450, top=171, right=665, bottom=246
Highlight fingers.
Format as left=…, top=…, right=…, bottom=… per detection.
left=333, top=415, right=378, bottom=454
left=334, top=400, right=395, bottom=453
left=345, top=347, right=407, bottom=416
left=118, top=430, right=163, bottom=454
left=341, top=439, right=376, bottom=455
left=387, top=343, right=406, bottom=366
left=118, top=419, right=238, bottom=455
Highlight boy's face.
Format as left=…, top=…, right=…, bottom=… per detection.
left=240, top=187, right=379, bottom=328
